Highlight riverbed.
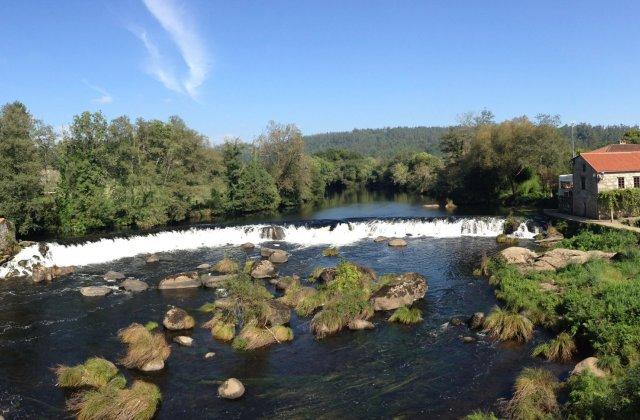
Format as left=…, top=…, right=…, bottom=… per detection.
left=0, top=198, right=563, bottom=418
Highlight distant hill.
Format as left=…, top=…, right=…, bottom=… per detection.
left=304, top=126, right=450, bottom=159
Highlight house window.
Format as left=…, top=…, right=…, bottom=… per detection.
left=635, top=176, right=640, bottom=188
left=618, top=177, right=625, bottom=189
left=581, top=176, right=585, bottom=190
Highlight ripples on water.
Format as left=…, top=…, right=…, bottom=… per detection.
left=0, top=234, right=568, bottom=419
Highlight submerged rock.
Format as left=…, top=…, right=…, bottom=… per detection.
left=241, top=242, right=255, bottom=251
left=373, top=236, right=389, bottom=243
left=468, top=312, right=485, bottom=330
left=32, top=265, right=75, bottom=283
left=450, top=316, right=465, bottom=326
left=388, top=238, right=407, bottom=247
left=370, top=273, right=427, bottom=311
left=103, top=271, right=125, bottom=282
left=197, top=263, right=211, bottom=270
left=268, top=249, right=289, bottom=263
left=251, top=260, right=276, bottom=279
left=80, top=286, right=112, bottom=297
left=163, top=307, right=196, bottom=330
left=120, top=278, right=148, bottom=292
left=145, top=254, right=160, bottom=264
left=140, top=359, right=164, bottom=372
left=158, top=272, right=200, bottom=289
left=173, top=336, right=193, bottom=347
left=263, top=300, right=291, bottom=326
left=461, top=336, right=477, bottom=344
left=204, top=352, right=216, bottom=359
left=218, top=378, right=245, bottom=399
left=347, top=319, right=375, bottom=330
left=260, top=247, right=276, bottom=258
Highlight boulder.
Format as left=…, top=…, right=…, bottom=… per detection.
left=145, top=254, right=160, bottom=264
left=32, top=265, right=75, bottom=283
left=461, top=336, right=477, bottom=344
left=140, top=359, right=164, bottom=372
left=499, top=247, right=538, bottom=265
left=204, top=352, right=216, bottom=359
left=163, top=307, right=196, bottom=330
left=388, top=238, right=407, bottom=247
left=260, top=247, right=276, bottom=258
left=197, top=263, right=211, bottom=270
left=261, top=226, right=285, bottom=240
left=241, top=242, right=255, bottom=250
left=218, top=378, right=245, bottom=400
left=158, top=272, right=200, bottom=290
left=373, top=236, right=388, bottom=243
left=370, top=273, right=427, bottom=311
left=269, top=250, right=289, bottom=263
left=347, top=319, right=375, bottom=330
left=468, top=312, right=485, bottom=330
left=80, top=286, right=112, bottom=297
left=571, top=357, right=608, bottom=378
left=201, top=273, right=235, bottom=289
left=103, top=271, right=125, bottom=282
left=317, top=268, right=336, bottom=283
left=173, top=336, right=193, bottom=347
left=251, top=260, right=276, bottom=279
left=120, top=278, right=148, bottom=292
left=269, top=275, right=300, bottom=291
left=263, top=300, right=291, bottom=326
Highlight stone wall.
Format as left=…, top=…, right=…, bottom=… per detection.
left=571, top=156, right=599, bottom=218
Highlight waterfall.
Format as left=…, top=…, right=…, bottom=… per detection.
left=0, top=217, right=538, bottom=278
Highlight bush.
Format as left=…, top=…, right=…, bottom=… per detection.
left=483, top=307, right=533, bottom=342
left=558, top=229, right=639, bottom=252
left=214, top=257, right=238, bottom=274
left=388, top=306, right=423, bottom=324
left=532, top=332, right=576, bottom=362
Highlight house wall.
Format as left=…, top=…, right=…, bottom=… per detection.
left=572, top=155, right=640, bottom=219
left=571, top=156, right=599, bottom=218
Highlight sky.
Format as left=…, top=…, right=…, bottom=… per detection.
left=1, top=0, right=640, bottom=142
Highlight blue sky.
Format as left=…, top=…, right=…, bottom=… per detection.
left=1, top=0, right=639, bottom=142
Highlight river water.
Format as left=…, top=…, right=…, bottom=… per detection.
left=0, top=196, right=564, bottom=419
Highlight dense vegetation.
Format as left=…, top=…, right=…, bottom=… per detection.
left=484, top=228, right=640, bottom=418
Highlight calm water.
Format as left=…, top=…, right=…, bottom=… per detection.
left=0, top=197, right=564, bottom=419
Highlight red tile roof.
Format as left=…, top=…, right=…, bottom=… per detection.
left=581, top=145, right=640, bottom=173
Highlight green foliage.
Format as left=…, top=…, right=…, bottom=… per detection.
left=68, top=380, right=161, bottom=420
left=55, top=357, right=120, bottom=389
left=505, top=368, right=560, bottom=420
left=599, top=188, right=640, bottom=219
left=483, top=306, right=534, bottom=342
left=388, top=306, right=423, bottom=324
left=322, top=247, right=339, bottom=257
left=464, top=410, right=498, bottom=420
left=143, top=321, right=158, bottom=331
left=558, top=228, right=639, bottom=252
left=531, top=332, right=576, bottom=362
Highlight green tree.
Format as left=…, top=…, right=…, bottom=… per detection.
left=621, top=128, right=640, bottom=144
left=230, top=157, right=280, bottom=213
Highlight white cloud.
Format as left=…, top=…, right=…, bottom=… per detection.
left=137, top=0, right=210, bottom=99
left=83, top=80, right=113, bottom=104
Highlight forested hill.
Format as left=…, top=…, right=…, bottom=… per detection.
left=304, top=123, right=640, bottom=159
left=303, top=126, right=450, bottom=158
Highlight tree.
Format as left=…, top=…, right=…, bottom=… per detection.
left=229, top=157, right=280, bottom=213
left=621, top=128, right=640, bottom=144
left=0, top=102, right=47, bottom=235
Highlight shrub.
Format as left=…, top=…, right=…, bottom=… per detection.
left=214, top=257, right=238, bottom=274
left=388, top=306, right=422, bottom=324
left=505, top=368, right=559, bottom=420
left=117, top=323, right=171, bottom=370
left=558, top=228, right=639, bottom=252
left=55, top=357, right=121, bottom=389
left=483, top=307, right=533, bottom=342
left=322, top=247, right=339, bottom=257
left=532, top=332, right=576, bottom=362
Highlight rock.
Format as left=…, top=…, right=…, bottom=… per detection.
left=241, top=242, right=255, bottom=250
left=251, top=260, right=276, bottom=279
left=214, top=297, right=237, bottom=310
left=499, top=247, right=538, bottom=265
left=450, top=316, right=465, bottom=326
left=264, top=300, right=291, bottom=326
left=120, top=278, right=148, bottom=292
left=145, top=254, right=160, bottom=264
left=317, top=268, right=336, bottom=283
left=204, top=352, right=216, bottom=359
left=163, top=307, right=196, bottom=330
left=373, top=236, right=389, bottom=243
left=80, top=286, right=112, bottom=297
left=347, top=319, right=375, bottom=330
left=197, top=263, right=211, bottom=270
left=461, top=336, right=477, bottom=343
left=218, top=378, right=245, bottom=399
left=571, top=357, right=608, bottom=378
left=201, top=273, right=235, bottom=288
left=260, top=247, right=276, bottom=258
left=261, top=226, right=285, bottom=240
left=173, top=336, right=193, bottom=346
left=468, top=312, right=485, bottom=330
left=158, top=272, right=200, bottom=289
left=388, top=238, right=407, bottom=247
left=32, top=265, right=75, bottom=282
left=269, top=275, right=300, bottom=291
left=268, top=249, right=289, bottom=263
left=370, top=273, right=427, bottom=311
left=140, top=359, right=164, bottom=372
left=103, top=271, right=125, bottom=282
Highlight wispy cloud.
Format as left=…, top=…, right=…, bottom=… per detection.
left=135, top=0, right=210, bottom=99
left=83, top=79, right=113, bottom=104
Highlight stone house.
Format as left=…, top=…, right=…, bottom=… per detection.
left=571, top=143, right=640, bottom=219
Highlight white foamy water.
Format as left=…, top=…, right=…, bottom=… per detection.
left=0, top=217, right=537, bottom=278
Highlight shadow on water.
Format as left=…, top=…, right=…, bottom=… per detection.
left=0, top=196, right=566, bottom=418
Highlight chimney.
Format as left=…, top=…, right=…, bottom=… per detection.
left=620, top=139, right=627, bottom=144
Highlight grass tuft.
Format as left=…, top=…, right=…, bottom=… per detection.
left=232, top=324, right=293, bottom=350
left=532, top=332, right=576, bottom=362
left=117, top=323, right=171, bottom=370
left=55, top=357, right=120, bottom=389
left=322, top=247, right=339, bottom=257
left=388, top=306, right=423, bottom=324
left=483, top=306, right=533, bottom=342
left=505, top=368, right=560, bottom=420
left=68, top=380, right=161, bottom=420
left=215, top=257, right=239, bottom=274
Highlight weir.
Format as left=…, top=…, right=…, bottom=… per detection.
left=0, top=217, right=539, bottom=278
